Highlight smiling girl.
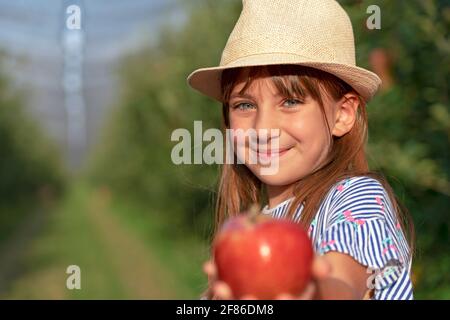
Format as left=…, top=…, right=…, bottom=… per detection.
left=187, top=0, right=414, bottom=300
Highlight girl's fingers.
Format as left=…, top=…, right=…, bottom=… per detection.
left=203, top=260, right=218, bottom=300
left=298, top=282, right=316, bottom=300
left=212, top=281, right=233, bottom=300
left=202, top=260, right=217, bottom=278
left=275, top=293, right=295, bottom=300
left=312, top=256, right=331, bottom=279
left=275, top=282, right=316, bottom=300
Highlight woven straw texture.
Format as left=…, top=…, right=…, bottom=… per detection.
left=187, top=0, right=381, bottom=102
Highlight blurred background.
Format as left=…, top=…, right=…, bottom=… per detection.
left=0, top=0, right=448, bottom=299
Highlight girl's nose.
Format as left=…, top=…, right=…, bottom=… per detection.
left=254, top=105, right=277, bottom=130
left=254, top=105, right=280, bottom=142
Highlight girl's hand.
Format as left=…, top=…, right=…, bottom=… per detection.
left=202, top=255, right=331, bottom=300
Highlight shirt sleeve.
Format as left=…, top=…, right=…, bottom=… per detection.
left=316, top=176, right=408, bottom=292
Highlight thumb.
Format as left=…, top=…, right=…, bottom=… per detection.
left=203, top=260, right=217, bottom=279
left=312, top=256, right=331, bottom=279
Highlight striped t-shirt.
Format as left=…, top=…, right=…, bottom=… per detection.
left=261, top=175, right=413, bottom=300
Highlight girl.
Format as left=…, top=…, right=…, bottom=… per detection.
left=187, top=0, right=414, bottom=300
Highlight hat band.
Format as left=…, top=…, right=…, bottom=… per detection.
left=220, top=34, right=355, bottom=66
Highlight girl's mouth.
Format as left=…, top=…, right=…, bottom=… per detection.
left=254, top=147, right=292, bottom=161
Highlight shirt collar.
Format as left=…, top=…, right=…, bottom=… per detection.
left=261, top=197, right=295, bottom=215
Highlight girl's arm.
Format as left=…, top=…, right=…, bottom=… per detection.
left=314, top=252, right=371, bottom=300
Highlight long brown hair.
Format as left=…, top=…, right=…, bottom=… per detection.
left=213, top=64, right=415, bottom=254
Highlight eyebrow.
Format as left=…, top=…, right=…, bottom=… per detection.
left=229, top=92, right=255, bottom=100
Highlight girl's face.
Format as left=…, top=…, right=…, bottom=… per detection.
left=228, top=70, right=344, bottom=187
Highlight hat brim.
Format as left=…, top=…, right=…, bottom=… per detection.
left=187, top=53, right=381, bottom=103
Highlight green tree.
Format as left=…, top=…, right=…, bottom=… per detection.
left=0, top=52, right=65, bottom=242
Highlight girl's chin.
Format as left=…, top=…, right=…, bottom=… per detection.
left=250, top=169, right=302, bottom=186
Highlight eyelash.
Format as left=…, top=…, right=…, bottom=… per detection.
left=232, top=102, right=255, bottom=111
left=282, top=98, right=304, bottom=108
left=231, top=98, right=304, bottom=111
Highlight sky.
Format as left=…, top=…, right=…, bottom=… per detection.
left=0, top=0, right=186, bottom=169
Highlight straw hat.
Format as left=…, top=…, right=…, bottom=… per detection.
left=187, top=0, right=381, bottom=103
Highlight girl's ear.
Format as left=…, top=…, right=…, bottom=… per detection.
left=331, top=93, right=360, bottom=137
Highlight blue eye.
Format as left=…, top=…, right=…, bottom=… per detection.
left=283, top=98, right=303, bottom=108
left=233, top=102, right=255, bottom=111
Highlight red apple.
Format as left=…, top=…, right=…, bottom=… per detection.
left=213, top=208, right=314, bottom=299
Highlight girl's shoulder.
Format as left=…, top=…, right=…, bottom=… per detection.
left=331, top=175, right=386, bottom=195
left=324, top=174, right=395, bottom=222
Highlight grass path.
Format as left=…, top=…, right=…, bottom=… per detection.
left=0, top=183, right=202, bottom=299
left=85, top=187, right=176, bottom=299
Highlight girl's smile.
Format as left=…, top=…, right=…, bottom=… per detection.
left=252, top=146, right=293, bottom=162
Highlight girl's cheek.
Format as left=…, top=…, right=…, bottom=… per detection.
left=229, top=116, right=253, bottom=130
left=282, top=117, right=305, bottom=139
left=288, top=111, right=326, bottom=138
